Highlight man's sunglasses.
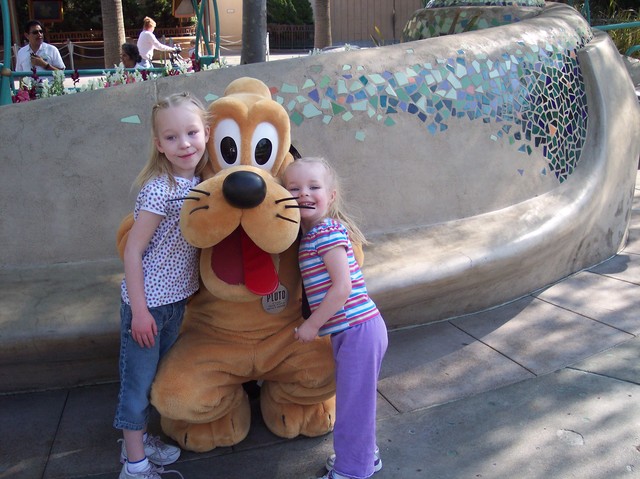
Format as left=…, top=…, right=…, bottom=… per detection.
left=30, top=30, right=44, bottom=35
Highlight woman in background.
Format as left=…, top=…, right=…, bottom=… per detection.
left=136, top=17, right=178, bottom=68
left=121, top=43, right=145, bottom=69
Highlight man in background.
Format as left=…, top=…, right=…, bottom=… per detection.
left=15, top=20, right=65, bottom=73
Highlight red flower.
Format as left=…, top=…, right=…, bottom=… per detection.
left=12, top=89, right=31, bottom=103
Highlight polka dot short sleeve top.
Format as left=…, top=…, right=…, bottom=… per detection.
left=121, top=174, right=200, bottom=307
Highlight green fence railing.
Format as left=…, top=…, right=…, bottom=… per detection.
left=1, top=0, right=11, bottom=105
left=568, top=0, right=639, bottom=57
left=592, top=21, right=640, bottom=56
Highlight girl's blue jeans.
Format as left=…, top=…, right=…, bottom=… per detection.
left=113, top=298, right=186, bottom=431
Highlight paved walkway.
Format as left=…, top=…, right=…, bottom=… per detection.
left=2, top=173, right=639, bottom=479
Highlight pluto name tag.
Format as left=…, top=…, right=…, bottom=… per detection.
left=262, top=283, right=289, bottom=314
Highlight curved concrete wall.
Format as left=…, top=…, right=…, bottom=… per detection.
left=367, top=30, right=640, bottom=323
left=0, top=3, right=638, bottom=390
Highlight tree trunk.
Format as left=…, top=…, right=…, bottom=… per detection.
left=313, top=0, right=331, bottom=49
left=101, top=0, right=126, bottom=68
left=241, top=0, right=267, bottom=64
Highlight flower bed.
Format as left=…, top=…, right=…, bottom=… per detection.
left=11, top=57, right=229, bottom=103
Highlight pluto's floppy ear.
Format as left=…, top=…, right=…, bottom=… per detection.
left=116, top=213, right=135, bottom=261
left=200, top=159, right=216, bottom=180
left=289, top=144, right=301, bottom=160
left=275, top=144, right=302, bottom=178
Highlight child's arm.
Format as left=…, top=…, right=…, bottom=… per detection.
left=296, top=246, right=352, bottom=342
left=124, top=210, right=164, bottom=348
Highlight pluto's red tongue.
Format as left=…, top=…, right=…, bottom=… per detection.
left=240, top=228, right=279, bottom=295
left=211, top=227, right=278, bottom=296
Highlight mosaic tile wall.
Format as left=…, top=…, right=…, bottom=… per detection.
left=402, top=8, right=541, bottom=39
left=425, top=0, right=545, bottom=6
left=263, top=30, right=592, bottom=183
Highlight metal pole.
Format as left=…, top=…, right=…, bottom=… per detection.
left=68, top=40, right=75, bottom=71
left=212, top=0, right=220, bottom=60
left=1, top=0, right=13, bottom=105
left=594, top=21, right=640, bottom=31
left=192, top=0, right=201, bottom=59
left=7, top=0, right=19, bottom=46
left=193, top=0, right=213, bottom=57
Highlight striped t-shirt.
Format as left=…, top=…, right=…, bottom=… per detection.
left=299, top=218, right=379, bottom=336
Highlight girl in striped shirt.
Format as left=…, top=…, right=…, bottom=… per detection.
left=284, top=157, right=388, bottom=479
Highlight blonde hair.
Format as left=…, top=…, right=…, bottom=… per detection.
left=142, top=16, right=156, bottom=29
left=286, top=157, right=368, bottom=245
left=135, top=91, right=211, bottom=189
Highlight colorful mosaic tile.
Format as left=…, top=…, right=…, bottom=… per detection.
left=120, top=115, right=141, bottom=124
left=272, top=30, right=591, bottom=183
left=426, top=0, right=544, bottom=6
left=403, top=7, right=542, bottom=40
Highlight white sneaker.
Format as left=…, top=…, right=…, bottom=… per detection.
left=325, top=446, right=382, bottom=473
left=118, top=463, right=184, bottom=479
left=319, top=471, right=349, bottom=479
left=119, top=435, right=181, bottom=466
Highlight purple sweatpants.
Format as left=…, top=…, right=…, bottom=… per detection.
left=331, top=314, right=388, bottom=479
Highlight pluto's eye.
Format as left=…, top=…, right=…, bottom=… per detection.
left=251, top=122, right=279, bottom=170
left=254, top=138, right=273, bottom=165
left=214, top=119, right=242, bottom=169
left=220, top=137, right=238, bottom=164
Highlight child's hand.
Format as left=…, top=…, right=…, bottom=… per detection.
left=131, top=309, right=158, bottom=348
left=294, top=321, right=319, bottom=343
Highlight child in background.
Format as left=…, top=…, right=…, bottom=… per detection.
left=114, top=92, right=211, bottom=479
left=187, top=38, right=197, bottom=59
left=284, top=157, right=388, bottom=479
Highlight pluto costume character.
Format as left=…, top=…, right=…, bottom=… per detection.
left=117, top=77, right=336, bottom=452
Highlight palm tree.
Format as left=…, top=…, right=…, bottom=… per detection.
left=313, top=0, right=331, bottom=49
left=241, top=0, right=267, bottom=64
left=100, top=0, right=126, bottom=68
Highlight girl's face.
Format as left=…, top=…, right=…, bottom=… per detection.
left=154, top=105, right=210, bottom=179
left=284, top=162, right=336, bottom=231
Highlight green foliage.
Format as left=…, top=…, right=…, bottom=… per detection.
left=370, top=25, right=384, bottom=46
left=60, top=0, right=103, bottom=30
left=139, top=0, right=178, bottom=29
left=584, top=0, right=637, bottom=17
left=293, top=0, right=313, bottom=24
left=565, top=0, right=635, bottom=10
left=584, top=0, right=640, bottom=58
left=267, top=0, right=313, bottom=24
left=605, top=9, right=640, bottom=58
left=8, top=0, right=180, bottom=36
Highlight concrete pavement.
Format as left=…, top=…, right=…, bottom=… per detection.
left=1, top=173, right=639, bottom=478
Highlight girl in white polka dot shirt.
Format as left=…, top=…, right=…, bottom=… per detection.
left=114, top=92, right=210, bottom=479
